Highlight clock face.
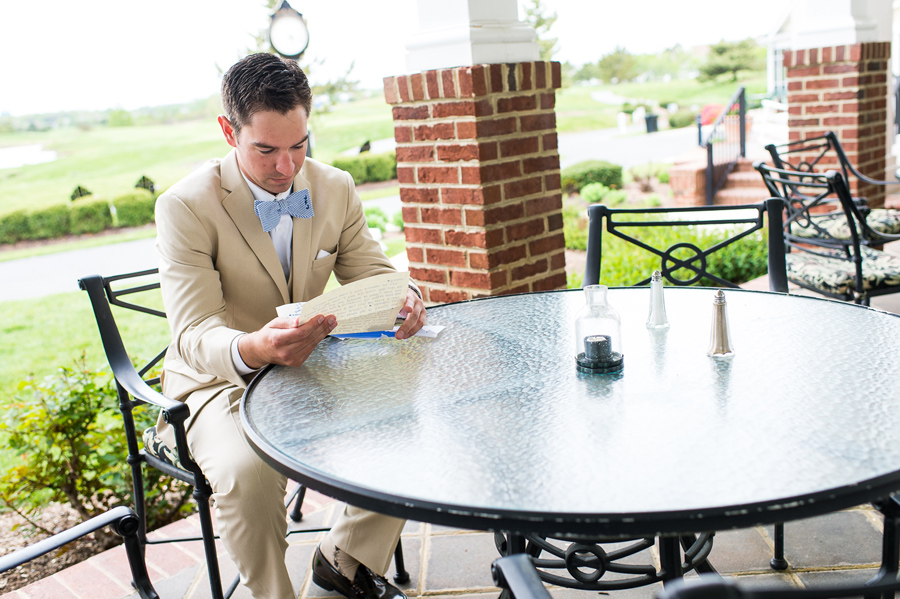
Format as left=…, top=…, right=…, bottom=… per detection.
left=270, top=14, right=309, bottom=58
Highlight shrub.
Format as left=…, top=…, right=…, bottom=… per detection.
left=0, top=210, right=31, bottom=244
left=363, top=152, right=396, bottom=183
left=602, top=189, right=628, bottom=206
left=668, top=109, right=697, bottom=129
left=333, top=152, right=397, bottom=185
left=332, top=155, right=367, bottom=184
left=26, top=204, right=70, bottom=240
left=562, top=160, right=623, bottom=194
left=580, top=183, right=610, bottom=204
left=364, top=206, right=388, bottom=234
left=658, top=170, right=670, bottom=184
left=70, top=185, right=93, bottom=202
left=113, top=189, right=156, bottom=228
left=0, top=357, right=192, bottom=542
left=392, top=210, right=405, bottom=231
left=71, top=199, right=113, bottom=235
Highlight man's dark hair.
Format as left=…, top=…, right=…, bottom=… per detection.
left=221, top=53, right=312, bottom=135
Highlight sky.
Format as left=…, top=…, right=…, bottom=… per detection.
left=0, top=0, right=787, bottom=117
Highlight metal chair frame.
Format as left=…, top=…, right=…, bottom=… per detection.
left=583, top=199, right=788, bottom=292
left=755, top=163, right=900, bottom=305
left=79, top=269, right=408, bottom=599
left=0, top=506, right=158, bottom=599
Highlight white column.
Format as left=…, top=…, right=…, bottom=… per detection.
left=405, top=0, right=539, bottom=73
left=790, top=0, right=892, bottom=48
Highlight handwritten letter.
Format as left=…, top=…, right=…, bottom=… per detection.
left=277, top=272, right=409, bottom=335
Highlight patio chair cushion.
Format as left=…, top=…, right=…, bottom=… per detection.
left=142, top=425, right=184, bottom=471
left=791, top=209, right=900, bottom=241
left=785, top=246, right=900, bottom=297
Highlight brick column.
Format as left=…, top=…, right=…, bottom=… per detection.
left=784, top=42, right=891, bottom=207
left=383, top=62, right=566, bottom=303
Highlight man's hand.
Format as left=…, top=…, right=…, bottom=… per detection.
left=395, top=288, right=426, bottom=340
left=238, top=314, right=337, bottom=369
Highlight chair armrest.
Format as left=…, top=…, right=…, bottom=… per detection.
left=0, top=507, right=137, bottom=573
left=492, top=554, right=552, bottom=599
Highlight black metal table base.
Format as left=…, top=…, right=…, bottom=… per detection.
left=495, top=532, right=716, bottom=591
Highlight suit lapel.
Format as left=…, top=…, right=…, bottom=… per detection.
left=220, top=151, right=290, bottom=303
left=291, top=169, right=314, bottom=302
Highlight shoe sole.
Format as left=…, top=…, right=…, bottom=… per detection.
left=312, top=570, right=338, bottom=593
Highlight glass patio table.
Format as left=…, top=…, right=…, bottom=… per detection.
left=241, top=287, right=900, bottom=587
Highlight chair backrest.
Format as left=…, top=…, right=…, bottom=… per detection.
left=754, top=162, right=865, bottom=255
left=764, top=131, right=853, bottom=183
left=582, top=199, right=787, bottom=293
left=78, top=269, right=197, bottom=482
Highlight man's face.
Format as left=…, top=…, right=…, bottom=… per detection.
left=218, top=107, right=309, bottom=195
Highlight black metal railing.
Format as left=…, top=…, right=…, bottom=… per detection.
left=697, top=87, right=746, bottom=205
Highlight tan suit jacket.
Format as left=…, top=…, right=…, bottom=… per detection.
left=155, top=150, right=396, bottom=429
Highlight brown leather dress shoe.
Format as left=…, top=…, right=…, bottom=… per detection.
left=312, top=547, right=407, bottom=599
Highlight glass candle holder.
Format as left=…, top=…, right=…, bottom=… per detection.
left=575, top=285, right=624, bottom=373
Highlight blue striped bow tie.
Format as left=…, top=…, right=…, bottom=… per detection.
left=254, top=188, right=314, bottom=232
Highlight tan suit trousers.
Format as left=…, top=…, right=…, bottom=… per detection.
left=187, top=388, right=405, bottom=599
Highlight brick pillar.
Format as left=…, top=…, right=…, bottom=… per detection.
left=784, top=42, right=891, bottom=207
left=383, top=61, right=566, bottom=304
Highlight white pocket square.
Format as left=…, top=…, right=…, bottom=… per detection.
left=315, top=249, right=332, bottom=259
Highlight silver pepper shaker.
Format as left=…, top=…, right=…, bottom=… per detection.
left=707, top=289, right=735, bottom=358
left=646, top=270, right=669, bottom=329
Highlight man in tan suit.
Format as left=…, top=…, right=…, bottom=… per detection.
left=155, top=53, right=425, bottom=599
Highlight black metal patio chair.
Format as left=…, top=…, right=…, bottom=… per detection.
left=583, top=199, right=788, bottom=292
left=0, top=506, right=158, bottom=599
left=79, top=269, right=409, bottom=599
left=764, top=131, right=900, bottom=240
left=755, top=162, right=900, bottom=305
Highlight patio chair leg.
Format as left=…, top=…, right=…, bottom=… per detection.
left=117, top=514, right=160, bottom=599
left=194, top=486, right=226, bottom=599
left=770, top=523, right=788, bottom=570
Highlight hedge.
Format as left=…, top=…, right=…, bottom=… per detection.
left=71, top=199, right=113, bottom=235
left=25, top=204, right=70, bottom=240
left=0, top=210, right=31, bottom=244
left=332, top=152, right=397, bottom=185
left=113, top=189, right=156, bottom=228
left=561, top=160, right=623, bottom=194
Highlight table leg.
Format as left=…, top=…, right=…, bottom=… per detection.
left=658, top=537, right=683, bottom=582
left=869, top=496, right=900, bottom=599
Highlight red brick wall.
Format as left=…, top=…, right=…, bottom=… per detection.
left=784, top=42, right=891, bottom=207
left=384, top=62, right=566, bottom=303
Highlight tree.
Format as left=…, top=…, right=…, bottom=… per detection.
left=597, top=47, right=638, bottom=84
left=523, top=0, right=558, bottom=61
left=699, top=38, right=765, bottom=82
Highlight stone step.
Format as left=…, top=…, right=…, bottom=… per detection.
left=722, top=170, right=766, bottom=189
left=714, top=187, right=771, bottom=205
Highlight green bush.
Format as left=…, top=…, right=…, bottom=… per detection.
left=113, top=189, right=156, bottom=228
left=332, top=155, right=367, bottom=184
left=71, top=199, right=113, bottom=235
left=364, top=206, right=388, bottom=234
left=392, top=210, right=405, bottom=231
left=580, top=183, right=610, bottom=204
left=562, top=160, right=623, bottom=194
left=333, top=151, right=397, bottom=185
left=363, top=152, right=396, bottom=183
left=0, top=357, right=192, bottom=541
left=658, top=170, right=670, bottom=184
left=26, top=204, right=70, bottom=240
left=602, top=189, right=628, bottom=206
left=0, top=210, right=31, bottom=244
left=668, top=109, right=697, bottom=129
